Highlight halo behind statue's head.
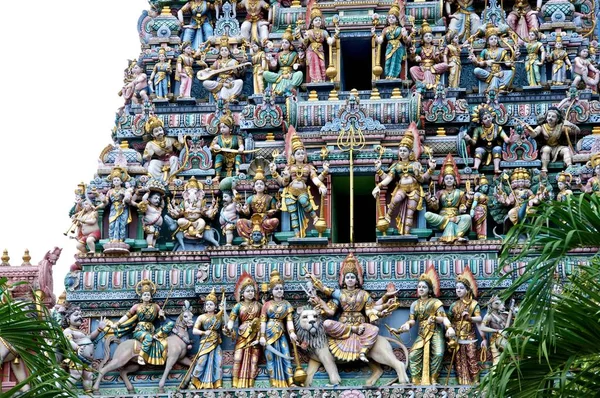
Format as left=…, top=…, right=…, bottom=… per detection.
left=338, top=252, right=364, bottom=287
left=135, top=279, right=157, bottom=297
left=419, top=264, right=441, bottom=297
left=456, top=267, right=478, bottom=298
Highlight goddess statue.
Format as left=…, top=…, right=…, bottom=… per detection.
left=390, top=265, right=455, bottom=385
left=269, top=132, right=329, bottom=238
left=143, top=116, right=185, bottom=182
left=495, top=168, right=546, bottom=225
left=176, top=42, right=196, bottom=99
left=298, top=6, right=339, bottom=83
left=249, top=41, right=268, bottom=94
left=111, top=280, right=168, bottom=366
left=190, top=288, right=226, bottom=389
left=556, top=172, right=573, bottom=202
left=259, top=270, right=297, bottom=387
left=425, top=154, right=473, bottom=243
left=409, top=21, right=449, bottom=90
left=149, top=49, right=172, bottom=99
left=263, top=26, right=304, bottom=96
left=371, top=124, right=436, bottom=235
left=306, top=253, right=398, bottom=363
left=470, top=175, right=490, bottom=240
left=210, top=114, right=244, bottom=183
left=529, top=107, right=579, bottom=173
left=225, top=273, right=262, bottom=388
left=371, top=4, right=410, bottom=79
left=524, top=30, right=545, bottom=87
left=443, top=30, right=463, bottom=88
left=236, top=166, right=280, bottom=246
left=103, top=167, right=133, bottom=242
left=548, top=35, right=571, bottom=86
left=178, top=0, right=215, bottom=51
left=447, top=268, right=485, bottom=385
left=469, top=24, right=515, bottom=94
left=581, top=153, right=600, bottom=195
left=463, top=105, right=510, bottom=174
left=201, top=37, right=246, bottom=103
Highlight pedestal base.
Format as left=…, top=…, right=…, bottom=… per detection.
left=288, top=237, right=329, bottom=246
left=176, top=97, right=197, bottom=106
left=103, top=241, right=131, bottom=254
left=377, top=234, right=419, bottom=243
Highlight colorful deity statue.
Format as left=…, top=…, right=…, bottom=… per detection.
left=176, top=41, right=196, bottom=99
left=111, top=280, right=169, bottom=366
left=210, top=114, right=244, bottom=183
left=556, top=172, right=573, bottom=201
left=269, top=132, right=329, bottom=238
left=495, top=168, right=547, bottom=225
left=425, top=154, right=473, bottom=243
left=218, top=177, right=239, bottom=246
left=548, top=35, right=571, bottom=86
left=299, top=5, right=339, bottom=83
left=121, top=61, right=150, bottom=108
left=581, top=153, right=600, bottom=195
left=263, top=27, right=304, bottom=96
left=469, top=23, right=515, bottom=94
left=306, top=253, right=399, bottom=363
left=480, top=297, right=516, bottom=365
left=201, top=37, right=246, bottom=103
left=371, top=4, right=410, bottom=79
left=167, top=177, right=219, bottom=240
left=390, top=265, right=455, bottom=385
left=71, top=199, right=100, bottom=254
left=572, top=45, right=600, bottom=92
left=529, top=107, right=579, bottom=173
left=149, top=49, right=172, bottom=99
left=143, top=116, right=185, bottom=182
left=62, top=307, right=107, bottom=393
left=259, top=270, right=297, bottom=387
left=506, top=0, right=542, bottom=40
left=190, top=288, right=226, bottom=389
left=409, top=21, right=449, bottom=90
left=238, top=0, right=271, bottom=45
left=178, top=0, right=215, bottom=51
left=524, top=30, right=545, bottom=87
left=464, top=105, right=510, bottom=174
left=236, top=166, right=280, bottom=246
left=249, top=41, right=268, bottom=94
left=470, top=175, right=490, bottom=240
left=131, top=180, right=166, bottom=249
left=447, top=268, right=485, bottom=385
left=225, top=273, right=262, bottom=388
left=443, top=30, right=463, bottom=88
left=445, top=0, right=482, bottom=43
left=102, top=167, right=133, bottom=242
left=372, top=123, right=436, bottom=235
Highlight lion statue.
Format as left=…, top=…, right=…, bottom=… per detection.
left=294, top=306, right=409, bottom=386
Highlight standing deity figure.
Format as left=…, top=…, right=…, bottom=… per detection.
left=263, top=27, right=304, bottom=96
left=298, top=6, right=339, bottom=83
left=444, top=30, right=463, bottom=88
left=176, top=42, right=196, bottom=99
left=103, top=167, right=133, bottom=242
left=524, top=30, right=545, bottom=86
left=168, top=177, right=219, bottom=239
left=445, top=0, right=482, bottom=43
left=469, top=24, right=515, bottom=94
left=132, top=182, right=166, bottom=249
left=178, top=0, right=215, bottom=51
left=371, top=4, right=410, bottom=80
left=250, top=41, right=268, bottom=94
left=112, top=280, right=169, bottom=366
left=556, top=172, right=573, bottom=202
left=409, top=21, right=450, bottom=90
left=447, top=268, right=485, bottom=385
left=306, top=253, right=399, bottom=363
left=470, top=175, right=490, bottom=240
left=210, top=114, right=244, bottom=183
left=463, top=105, right=510, bottom=174
left=121, top=61, right=150, bottom=108
left=190, top=288, right=226, bottom=389
left=572, top=45, right=600, bottom=92
left=72, top=199, right=100, bottom=254
left=480, top=297, right=515, bottom=366
left=149, top=49, right=172, bottom=99
left=218, top=178, right=240, bottom=246
left=259, top=270, right=297, bottom=387
left=201, top=37, right=246, bottom=103
left=224, top=273, right=262, bottom=388
left=62, top=307, right=107, bottom=393
left=269, top=132, right=329, bottom=238
left=506, top=0, right=542, bottom=40
left=238, top=0, right=271, bottom=45
left=495, top=168, right=546, bottom=225
left=236, top=166, right=280, bottom=246
left=425, top=154, right=473, bottom=243
left=529, top=107, right=579, bottom=173
left=371, top=124, right=436, bottom=235
left=143, top=116, right=185, bottom=182
left=390, top=265, right=455, bottom=385
left=581, top=153, right=600, bottom=196
left=548, top=35, right=571, bottom=86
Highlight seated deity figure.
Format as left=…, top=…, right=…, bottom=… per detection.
left=463, top=105, right=510, bottom=174
left=506, top=0, right=542, bottom=40
left=572, top=45, right=600, bottom=92
left=263, top=27, right=304, bottom=96
left=143, top=116, right=185, bottom=182
left=409, top=21, right=449, bottom=90
left=200, top=37, right=247, bottom=103
left=581, top=153, right=600, bottom=196
left=371, top=4, right=410, bottom=79
left=495, top=168, right=547, bottom=226
left=469, top=23, right=515, bottom=94
left=178, top=0, right=215, bottom=51
left=445, top=0, right=482, bottom=43
left=238, top=0, right=271, bottom=45
left=210, top=114, right=244, bottom=184
left=167, top=177, right=218, bottom=239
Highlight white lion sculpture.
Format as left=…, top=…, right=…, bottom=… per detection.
left=294, top=306, right=409, bottom=386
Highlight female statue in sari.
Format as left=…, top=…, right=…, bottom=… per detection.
left=524, top=30, right=545, bottom=86
left=103, top=167, right=133, bottom=242
left=263, top=26, right=304, bottom=95
left=409, top=21, right=449, bottom=90
left=299, top=5, right=339, bottom=83
left=469, top=23, right=515, bottom=94
left=150, top=49, right=172, bottom=99
left=371, top=4, right=410, bottom=79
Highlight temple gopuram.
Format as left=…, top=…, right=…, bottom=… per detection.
left=8, top=0, right=600, bottom=396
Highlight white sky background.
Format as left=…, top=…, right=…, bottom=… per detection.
left=0, top=0, right=148, bottom=296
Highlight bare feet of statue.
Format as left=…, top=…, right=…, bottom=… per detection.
left=137, top=356, right=145, bottom=365
left=359, top=352, right=369, bottom=363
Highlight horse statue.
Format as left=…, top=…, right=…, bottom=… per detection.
left=92, top=301, right=195, bottom=394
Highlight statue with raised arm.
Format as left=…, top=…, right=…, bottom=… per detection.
left=200, top=37, right=246, bottom=103
left=463, top=105, right=510, bottom=174
left=143, top=116, right=185, bottom=182
left=480, top=297, right=516, bottom=365
left=299, top=5, right=339, bottom=83
left=210, top=114, right=244, bottom=184
left=371, top=4, right=410, bottom=79
left=529, top=107, right=579, bottom=173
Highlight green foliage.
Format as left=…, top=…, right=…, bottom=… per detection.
left=478, top=194, right=600, bottom=397
left=0, top=278, right=79, bottom=397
